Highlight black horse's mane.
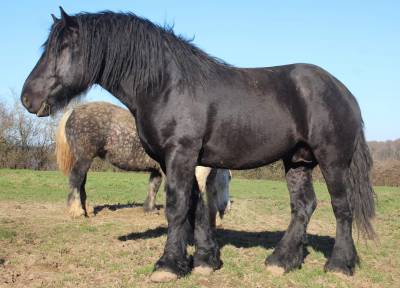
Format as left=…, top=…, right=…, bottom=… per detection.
left=45, top=11, right=230, bottom=95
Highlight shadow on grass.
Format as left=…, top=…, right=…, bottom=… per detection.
left=118, top=226, right=167, bottom=241
left=93, top=202, right=163, bottom=215
left=118, top=226, right=335, bottom=259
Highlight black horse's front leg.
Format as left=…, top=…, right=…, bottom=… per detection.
left=150, top=146, right=199, bottom=282
left=192, top=185, right=222, bottom=275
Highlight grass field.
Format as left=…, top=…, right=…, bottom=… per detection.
left=0, top=169, right=399, bottom=287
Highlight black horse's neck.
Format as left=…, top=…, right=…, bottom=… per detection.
left=68, top=12, right=229, bottom=101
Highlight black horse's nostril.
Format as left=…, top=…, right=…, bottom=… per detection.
left=21, top=95, right=31, bottom=109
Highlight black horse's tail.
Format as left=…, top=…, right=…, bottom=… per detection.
left=348, top=129, right=376, bottom=239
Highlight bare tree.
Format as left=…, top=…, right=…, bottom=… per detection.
left=0, top=100, right=12, bottom=142
left=0, top=91, right=56, bottom=169
left=0, top=100, right=14, bottom=167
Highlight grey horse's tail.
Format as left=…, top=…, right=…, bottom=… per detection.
left=348, top=129, right=376, bottom=239
left=55, top=109, right=75, bottom=175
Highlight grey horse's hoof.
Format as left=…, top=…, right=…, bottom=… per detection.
left=68, top=200, right=85, bottom=218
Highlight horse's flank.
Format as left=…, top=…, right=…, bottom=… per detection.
left=55, top=109, right=74, bottom=175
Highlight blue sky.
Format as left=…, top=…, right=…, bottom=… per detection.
left=0, top=1, right=399, bottom=141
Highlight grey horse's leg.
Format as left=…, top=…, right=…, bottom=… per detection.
left=205, top=169, right=231, bottom=228
left=67, top=158, right=91, bottom=218
left=195, top=166, right=217, bottom=227
left=207, top=196, right=218, bottom=229
left=143, top=169, right=163, bottom=212
left=205, top=179, right=218, bottom=228
left=195, top=166, right=211, bottom=194
left=80, top=174, right=95, bottom=216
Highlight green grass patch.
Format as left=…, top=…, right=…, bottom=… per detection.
left=0, top=227, right=16, bottom=240
left=0, top=168, right=154, bottom=204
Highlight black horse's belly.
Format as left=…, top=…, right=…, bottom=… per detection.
left=200, top=131, right=295, bottom=169
left=199, top=103, right=296, bottom=169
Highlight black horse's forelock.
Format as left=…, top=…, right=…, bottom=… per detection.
left=46, top=11, right=230, bottom=95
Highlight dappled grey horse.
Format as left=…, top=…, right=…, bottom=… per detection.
left=55, top=102, right=231, bottom=226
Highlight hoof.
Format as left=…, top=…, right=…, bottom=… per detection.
left=69, top=208, right=85, bottom=218
left=85, top=204, right=95, bottom=217
left=68, top=206, right=85, bottom=218
left=266, top=265, right=285, bottom=276
left=143, top=197, right=156, bottom=213
left=265, top=245, right=304, bottom=273
left=143, top=207, right=157, bottom=214
left=150, top=270, right=178, bottom=283
left=193, top=266, right=213, bottom=276
left=324, top=258, right=355, bottom=276
left=143, top=203, right=156, bottom=213
left=68, top=198, right=86, bottom=218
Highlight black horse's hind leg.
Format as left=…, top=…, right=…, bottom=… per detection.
left=321, top=166, right=359, bottom=275
left=192, top=182, right=222, bottom=274
left=266, top=160, right=317, bottom=273
left=143, top=169, right=163, bottom=212
left=67, top=158, right=91, bottom=218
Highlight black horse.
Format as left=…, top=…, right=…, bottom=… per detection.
left=21, top=8, right=375, bottom=281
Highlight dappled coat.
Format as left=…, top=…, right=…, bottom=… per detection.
left=57, top=102, right=158, bottom=173
left=55, top=101, right=231, bottom=222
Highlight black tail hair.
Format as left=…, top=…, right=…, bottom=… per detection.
left=348, top=130, right=376, bottom=239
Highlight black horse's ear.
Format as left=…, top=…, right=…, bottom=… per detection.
left=51, top=14, right=59, bottom=23
left=59, top=6, right=74, bottom=27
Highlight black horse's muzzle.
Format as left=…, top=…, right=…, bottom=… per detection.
left=21, top=91, right=51, bottom=117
